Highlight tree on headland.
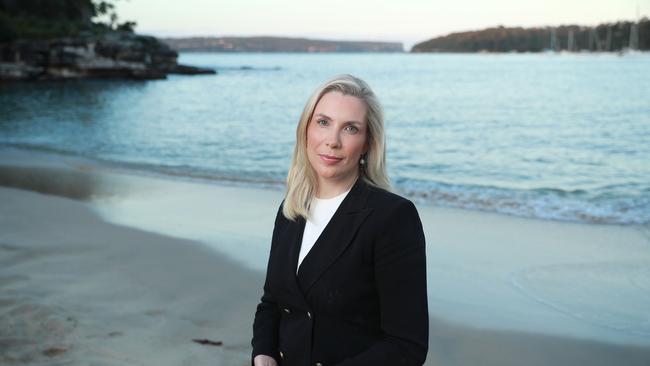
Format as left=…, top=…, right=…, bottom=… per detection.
left=92, top=0, right=136, bottom=32
left=0, top=0, right=136, bottom=42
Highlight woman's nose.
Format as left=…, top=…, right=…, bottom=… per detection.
left=325, top=130, right=341, bottom=148
left=326, top=137, right=341, bottom=148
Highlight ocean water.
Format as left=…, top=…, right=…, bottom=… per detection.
left=1, top=52, right=649, bottom=224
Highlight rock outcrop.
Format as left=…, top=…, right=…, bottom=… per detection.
left=0, top=31, right=215, bottom=81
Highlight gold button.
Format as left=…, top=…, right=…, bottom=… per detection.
left=307, top=311, right=312, bottom=319
left=280, top=351, right=284, bottom=359
left=315, top=362, right=323, bottom=366
left=283, top=308, right=291, bottom=314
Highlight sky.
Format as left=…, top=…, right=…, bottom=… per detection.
left=113, top=0, right=648, bottom=49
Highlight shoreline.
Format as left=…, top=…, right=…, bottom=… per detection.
left=1, top=149, right=650, bottom=365
left=1, top=144, right=645, bottom=227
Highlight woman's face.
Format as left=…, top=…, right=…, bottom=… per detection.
left=306, top=91, right=369, bottom=191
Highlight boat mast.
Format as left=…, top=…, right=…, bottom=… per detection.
left=628, top=4, right=640, bottom=50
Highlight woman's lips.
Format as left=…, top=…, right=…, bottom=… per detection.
left=319, top=154, right=343, bottom=164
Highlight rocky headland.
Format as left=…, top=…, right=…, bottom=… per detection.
left=0, top=31, right=215, bottom=81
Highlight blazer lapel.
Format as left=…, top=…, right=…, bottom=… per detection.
left=276, top=213, right=310, bottom=310
left=296, top=178, right=374, bottom=295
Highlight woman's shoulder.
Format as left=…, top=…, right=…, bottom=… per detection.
left=362, top=181, right=425, bottom=240
left=362, top=180, right=419, bottom=216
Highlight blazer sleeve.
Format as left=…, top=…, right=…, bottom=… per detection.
left=251, top=202, right=284, bottom=364
left=336, top=199, right=429, bottom=366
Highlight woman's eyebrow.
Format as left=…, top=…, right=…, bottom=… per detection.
left=314, top=113, right=331, bottom=120
left=314, top=113, right=361, bottom=124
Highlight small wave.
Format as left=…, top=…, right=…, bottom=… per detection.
left=531, top=187, right=589, bottom=196
left=0, top=144, right=286, bottom=191
left=0, top=142, right=86, bottom=159
left=398, top=181, right=650, bottom=225
left=110, top=161, right=286, bottom=189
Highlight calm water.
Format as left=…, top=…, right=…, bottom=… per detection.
left=1, top=53, right=649, bottom=224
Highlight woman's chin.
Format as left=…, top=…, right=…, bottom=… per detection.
left=316, top=171, right=360, bottom=184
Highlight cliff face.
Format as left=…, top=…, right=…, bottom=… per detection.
left=0, top=31, right=215, bottom=81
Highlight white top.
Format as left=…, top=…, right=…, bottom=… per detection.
left=297, top=188, right=351, bottom=273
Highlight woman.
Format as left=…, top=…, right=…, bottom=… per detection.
left=252, top=74, right=428, bottom=366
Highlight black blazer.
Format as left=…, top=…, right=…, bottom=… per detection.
left=252, top=177, right=428, bottom=366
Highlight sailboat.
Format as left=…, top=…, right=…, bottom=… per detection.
left=620, top=6, right=642, bottom=55
left=544, top=28, right=560, bottom=54
left=567, top=29, right=575, bottom=52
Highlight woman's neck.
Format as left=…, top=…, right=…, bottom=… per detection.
left=316, top=174, right=358, bottom=199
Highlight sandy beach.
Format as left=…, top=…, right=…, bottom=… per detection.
left=1, top=149, right=649, bottom=365
left=0, top=186, right=265, bottom=365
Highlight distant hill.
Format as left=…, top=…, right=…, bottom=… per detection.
left=412, top=19, right=650, bottom=53
left=162, top=36, right=403, bottom=53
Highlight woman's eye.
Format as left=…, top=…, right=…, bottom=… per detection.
left=344, top=125, right=359, bottom=133
left=317, top=119, right=328, bottom=126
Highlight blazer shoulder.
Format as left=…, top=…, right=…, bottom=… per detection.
left=364, top=183, right=414, bottom=211
left=273, top=198, right=302, bottom=229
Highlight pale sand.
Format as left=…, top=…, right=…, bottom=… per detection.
left=1, top=149, right=649, bottom=365
left=0, top=187, right=263, bottom=365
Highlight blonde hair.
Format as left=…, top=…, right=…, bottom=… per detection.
left=282, top=74, right=390, bottom=221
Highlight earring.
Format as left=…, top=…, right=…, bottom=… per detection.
left=360, top=155, right=366, bottom=165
